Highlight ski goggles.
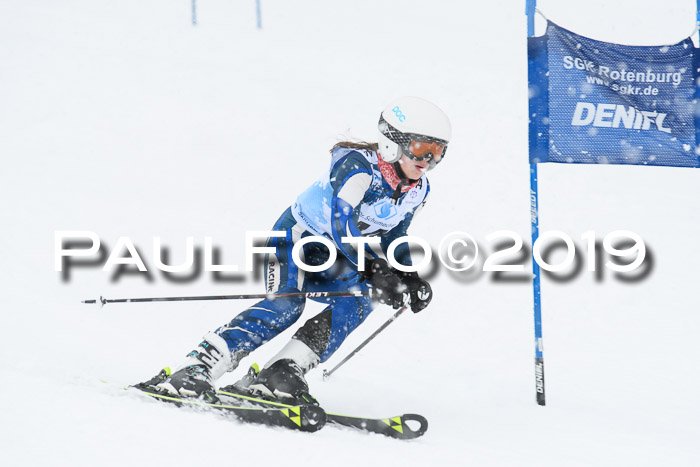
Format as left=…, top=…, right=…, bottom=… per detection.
left=405, top=139, right=446, bottom=164
left=379, top=115, right=448, bottom=167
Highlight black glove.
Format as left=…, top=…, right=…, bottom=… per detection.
left=365, top=259, right=409, bottom=310
left=397, top=271, right=432, bottom=313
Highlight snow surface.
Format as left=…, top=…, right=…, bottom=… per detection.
left=1, top=0, right=699, bottom=466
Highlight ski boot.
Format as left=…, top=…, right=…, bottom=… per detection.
left=248, top=359, right=319, bottom=406
left=137, top=332, right=241, bottom=400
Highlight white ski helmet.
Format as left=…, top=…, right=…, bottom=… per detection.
left=377, top=96, right=451, bottom=169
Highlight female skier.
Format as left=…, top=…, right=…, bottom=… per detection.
left=139, top=96, right=451, bottom=404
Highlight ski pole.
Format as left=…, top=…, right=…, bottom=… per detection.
left=322, top=306, right=408, bottom=381
left=82, top=290, right=370, bottom=307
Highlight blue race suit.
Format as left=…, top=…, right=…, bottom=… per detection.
left=214, top=147, right=429, bottom=363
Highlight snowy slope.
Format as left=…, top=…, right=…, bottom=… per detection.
left=1, top=1, right=699, bottom=466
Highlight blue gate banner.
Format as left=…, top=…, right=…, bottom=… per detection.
left=528, top=21, right=700, bottom=168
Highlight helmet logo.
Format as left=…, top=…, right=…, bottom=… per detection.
left=392, top=106, right=406, bottom=122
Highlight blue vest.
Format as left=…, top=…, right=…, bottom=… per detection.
left=292, top=147, right=429, bottom=241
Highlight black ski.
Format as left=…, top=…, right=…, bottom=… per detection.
left=130, top=386, right=326, bottom=433
left=216, top=387, right=428, bottom=440
left=323, top=411, right=428, bottom=440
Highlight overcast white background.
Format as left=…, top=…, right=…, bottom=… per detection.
left=1, top=1, right=698, bottom=466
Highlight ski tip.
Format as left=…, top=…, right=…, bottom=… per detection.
left=384, top=413, right=428, bottom=440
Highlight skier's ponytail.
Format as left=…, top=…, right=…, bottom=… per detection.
left=330, top=141, right=378, bottom=153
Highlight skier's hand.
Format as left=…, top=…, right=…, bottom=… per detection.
left=398, top=272, right=432, bottom=313
left=366, top=259, right=409, bottom=310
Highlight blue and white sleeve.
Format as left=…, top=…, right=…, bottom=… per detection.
left=328, top=152, right=374, bottom=266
